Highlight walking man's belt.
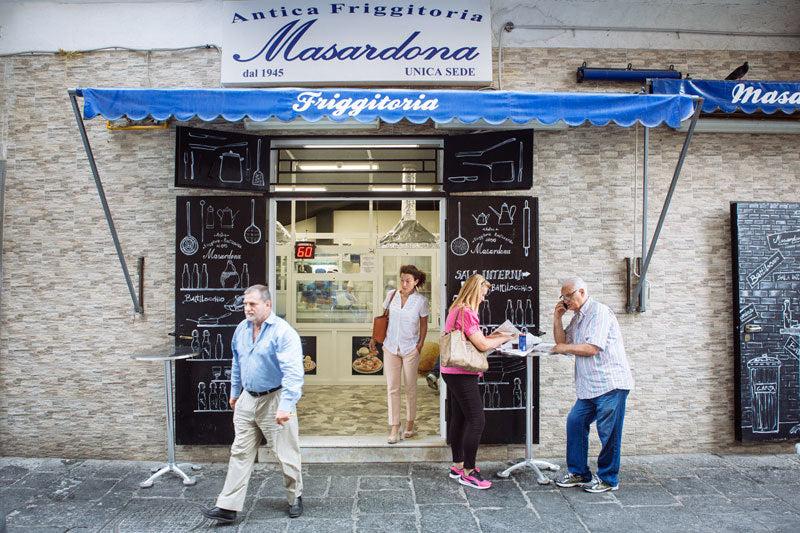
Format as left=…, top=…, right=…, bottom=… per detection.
left=246, top=385, right=282, bottom=397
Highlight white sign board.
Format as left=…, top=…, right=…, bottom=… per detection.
left=221, top=1, right=492, bottom=87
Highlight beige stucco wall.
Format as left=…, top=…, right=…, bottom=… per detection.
left=1, top=47, right=799, bottom=460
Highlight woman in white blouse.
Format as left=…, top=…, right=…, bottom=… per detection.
left=370, top=265, right=429, bottom=443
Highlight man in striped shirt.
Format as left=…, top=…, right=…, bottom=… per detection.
left=551, top=277, right=634, bottom=493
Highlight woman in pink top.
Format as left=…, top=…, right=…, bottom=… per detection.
left=442, top=274, right=512, bottom=489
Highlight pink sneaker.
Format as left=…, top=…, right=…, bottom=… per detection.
left=459, top=468, right=492, bottom=489
left=449, top=465, right=466, bottom=479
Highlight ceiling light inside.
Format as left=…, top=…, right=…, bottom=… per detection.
left=297, top=163, right=379, bottom=171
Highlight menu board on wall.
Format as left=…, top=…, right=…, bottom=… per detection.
left=731, top=202, right=800, bottom=442
left=175, top=126, right=268, bottom=192
left=174, top=195, right=267, bottom=445
left=445, top=196, right=539, bottom=444
left=443, top=130, right=533, bottom=193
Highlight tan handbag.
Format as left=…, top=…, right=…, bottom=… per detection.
left=371, top=290, right=397, bottom=344
left=439, top=306, right=489, bottom=373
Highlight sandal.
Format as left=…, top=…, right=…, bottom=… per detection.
left=387, top=434, right=400, bottom=444
left=403, top=423, right=417, bottom=439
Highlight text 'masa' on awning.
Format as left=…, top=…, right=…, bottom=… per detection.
left=652, top=79, right=800, bottom=115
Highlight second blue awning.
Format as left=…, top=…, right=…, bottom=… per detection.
left=653, top=79, right=800, bottom=115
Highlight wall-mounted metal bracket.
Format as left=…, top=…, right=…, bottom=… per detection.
left=627, top=96, right=704, bottom=313
left=68, top=90, right=143, bottom=314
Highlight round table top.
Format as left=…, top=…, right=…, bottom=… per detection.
left=133, top=345, right=198, bottom=361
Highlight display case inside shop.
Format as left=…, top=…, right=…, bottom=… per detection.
left=295, top=279, right=373, bottom=323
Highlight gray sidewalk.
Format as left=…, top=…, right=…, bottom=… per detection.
left=1, top=453, right=799, bottom=532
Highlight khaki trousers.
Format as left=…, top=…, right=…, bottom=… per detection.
left=216, top=390, right=302, bottom=511
left=383, top=347, right=421, bottom=426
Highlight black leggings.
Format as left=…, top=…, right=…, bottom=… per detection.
left=443, top=373, right=485, bottom=470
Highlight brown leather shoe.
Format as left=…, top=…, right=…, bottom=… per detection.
left=288, top=496, right=303, bottom=518
left=201, top=506, right=236, bottom=523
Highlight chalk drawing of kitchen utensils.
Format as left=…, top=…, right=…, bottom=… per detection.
left=199, top=200, right=206, bottom=242
left=455, top=138, right=521, bottom=183
left=489, top=203, right=516, bottom=225
left=455, top=138, right=516, bottom=158
left=188, top=131, right=227, bottom=140
left=224, top=294, right=245, bottom=312
left=187, top=312, right=232, bottom=327
left=447, top=175, right=478, bottom=183
left=522, top=200, right=531, bottom=257
left=180, top=201, right=199, bottom=255
left=244, top=199, right=261, bottom=244
left=220, top=259, right=240, bottom=288
left=217, top=206, right=239, bottom=228
left=472, top=212, right=489, bottom=226
left=219, top=150, right=244, bottom=183
left=463, top=160, right=517, bottom=183
left=206, top=204, right=215, bottom=229
left=450, top=201, right=469, bottom=256
left=252, top=138, right=265, bottom=186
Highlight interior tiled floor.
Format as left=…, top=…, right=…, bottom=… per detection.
left=296, top=380, right=441, bottom=437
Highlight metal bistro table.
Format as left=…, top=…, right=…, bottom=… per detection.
left=495, top=347, right=560, bottom=484
left=133, top=345, right=201, bottom=488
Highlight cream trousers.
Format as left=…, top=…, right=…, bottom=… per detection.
left=216, top=389, right=302, bottom=510
left=383, top=347, right=421, bottom=426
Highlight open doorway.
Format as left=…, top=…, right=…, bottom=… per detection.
left=271, top=195, right=442, bottom=438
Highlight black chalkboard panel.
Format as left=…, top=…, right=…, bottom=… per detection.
left=175, top=126, right=268, bottom=192
left=443, top=130, right=533, bottom=192
left=174, top=195, right=267, bottom=445
left=731, top=202, right=800, bottom=442
left=445, top=196, right=539, bottom=444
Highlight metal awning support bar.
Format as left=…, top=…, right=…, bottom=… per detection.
left=68, top=90, right=142, bottom=314
left=640, top=125, right=649, bottom=311
left=628, top=96, right=703, bottom=313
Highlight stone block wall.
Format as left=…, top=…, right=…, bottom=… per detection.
left=0, top=47, right=798, bottom=459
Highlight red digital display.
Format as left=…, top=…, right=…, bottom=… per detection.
left=295, top=242, right=316, bottom=259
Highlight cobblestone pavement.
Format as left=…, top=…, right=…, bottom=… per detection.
left=1, top=453, right=800, bottom=532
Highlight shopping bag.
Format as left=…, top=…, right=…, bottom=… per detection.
left=439, top=307, right=489, bottom=373
left=371, top=290, right=397, bottom=344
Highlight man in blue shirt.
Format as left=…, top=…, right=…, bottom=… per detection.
left=202, top=284, right=305, bottom=523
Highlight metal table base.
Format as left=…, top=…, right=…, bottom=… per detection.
left=496, top=351, right=560, bottom=484
left=134, top=348, right=201, bottom=488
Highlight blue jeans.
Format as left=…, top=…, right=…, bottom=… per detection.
left=566, top=389, right=629, bottom=486
left=429, top=358, right=440, bottom=377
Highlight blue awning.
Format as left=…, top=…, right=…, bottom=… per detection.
left=652, top=79, right=800, bottom=115
left=76, top=87, right=697, bottom=128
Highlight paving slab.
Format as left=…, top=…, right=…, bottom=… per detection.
left=658, top=474, right=722, bottom=496
left=109, top=498, right=204, bottom=532
left=356, top=488, right=416, bottom=514
left=418, top=503, right=477, bottom=533
left=0, top=465, right=31, bottom=485
left=612, top=483, right=681, bottom=506
left=462, top=478, right=529, bottom=508
left=356, top=512, right=418, bottom=532
left=412, top=476, right=467, bottom=505
left=475, top=507, right=545, bottom=532
left=571, top=501, right=638, bottom=533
